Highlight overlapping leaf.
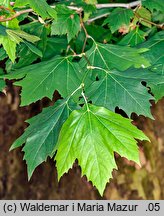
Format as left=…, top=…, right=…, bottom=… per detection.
left=10, top=99, right=77, bottom=178
left=134, top=7, right=152, bottom=28
left=83, top=40, right=150, bottom=71
left=4, top=56, right=82, bottom=105
left=1, top=0, right=162, bottom=196
left=81, top=41, right=154, bottom=117
left=51, top=5, right=81, bottom=42
left=142, top=0, right=164, bottom=12
left=119, top=28, right=146, bottom=47
left=0, top=48, right=7, bottom=61
left=0, top=19, right=19, bottom=62
left=0, top=35, right=16, bottom=63
left=0, top=21, right=40, bottom=62
left=6, top=29, right=40, bottom=44
left=0, top=68, right=5, bottom=92
left=138, top=31, right=164, bottom=101
left=103, top=8, right=134, bottom=33
left=56, top=104, right=149, bottom=195
left=85, top=67, right=163, bottom=118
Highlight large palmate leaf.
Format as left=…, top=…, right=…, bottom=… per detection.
left=10, top=99, right=77, bottom=178
left=83, top=40, right=150, bottom=71
left=15, top=0, right=57, bottom=19
left=81, top=41, right=154, bottom=117
left=5, top=56, right=82, bottom=105
left=56, top=104, right=149, bottom=195
left=51, top=5, right=81, bottom=42
left=85, top=67, right=163, bottom=118
left=103, top=8, right=134, bottom=33
left=138, top=31, right=164, bottom=101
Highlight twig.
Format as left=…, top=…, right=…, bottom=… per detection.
left=96, top=1, right=141, bottom=9
left=135, top=12, right=164, bottom=29
left=80, top=13, right=89, bottom=53
left=0, top=8, right=33, bottom=22
left=87, top=12, right=110, bottom=24
left=51, top=5, right=83, bottom=12
left=81, top=91, right=90, bottom=111
left=0, top=6, right=82, bottom=22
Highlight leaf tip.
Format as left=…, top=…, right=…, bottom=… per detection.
left=27, top=168, right=34, bottom=182
left=9, top=145, right=15, bottom=152
left=57, top=173, right=62, bottom=182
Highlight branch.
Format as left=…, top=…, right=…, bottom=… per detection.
left=0, top=1, right=141, bottom=23
left=51, top=5, right=83, bottom=12
left=96, top=1, right=141, bottom=9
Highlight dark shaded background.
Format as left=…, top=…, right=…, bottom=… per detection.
left=0, top=84, right=164, bottom=200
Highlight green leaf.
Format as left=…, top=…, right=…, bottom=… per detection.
left=134, top=7, right=152, bottom=28
left=0, top=19, right=20, bottom=62
left=152, top=10, right=164, bottom=23
left=139, top=32, right=164, bottom=67
left=142, top=0, right=164, bottom=12
left=83, top=40, right=150, bottom=71
left=6, top=29, right=40, bottom=43
left=24, top=41, right=43, bottom=57
left=0, top=25, right=7, bottom=36
left=10, top=99, right=76, bottom=179
left=0, top=28, right=40, bottom=63
left=150, top=65, right=164, bottom=102
left=19, top=22, right=49, bottom=61
left=21, top=22, right=48, bottom=40
left=0, top=35, right=17, bottom=63
left=0, top=47, right=7, bottom=61
left=85, top=67, right=164, bottom=118
left=10, top=44, right=39, bottom=69
left=42, top=37, right=67, bottom=60
left=103, top=8, right=134, bottom=33
left=0, top=0, right=9, bottom=6
left=119, top=28, right=146, bottom=47
left=51, top=5, right=81, bottom=42
left=15, top=0, right=57, bottom=19
left=86, top=25, right=111, bottom=43
left=0, top=68, right=5, bottom=91
left=0, top=79, right=5, bottom=92
left=5, top=56, right=82, bottom=105
left=56, top=104, right=149, bottom=195
left=138, top=31, right=164, bottom=101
